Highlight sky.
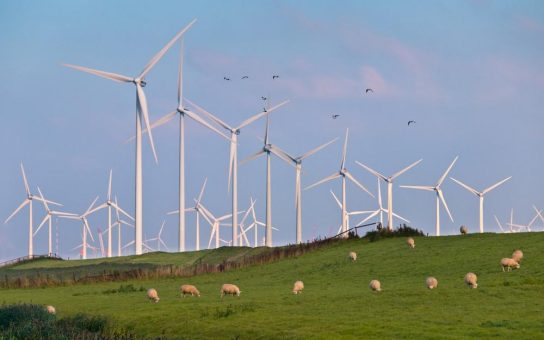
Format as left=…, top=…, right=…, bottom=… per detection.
left=1, top=0, right=543, bottom=261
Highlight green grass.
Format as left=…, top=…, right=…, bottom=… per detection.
left=1, top=233, right=543, bottom=339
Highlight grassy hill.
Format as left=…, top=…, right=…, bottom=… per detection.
left=1, top=233, right=543, bottom=339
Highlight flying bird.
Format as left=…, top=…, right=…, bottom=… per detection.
left=332, top=114, right=340, bottom=119
left=223, top=77, right=230, bottom=81
left=261, top=96, right=267, bottom=101
left=365, top=88, right=373, bottom=93
left=408, top=120, right=416, bottom=126
left=272, top=75, right=279, bottom=79
left=241, top=76, right=249, bottom=79
left=263, top=107, right=268, bottom=112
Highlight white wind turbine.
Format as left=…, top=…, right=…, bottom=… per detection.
left=34, top=187, right=77, bottom=256
left=305, top=129, right=374, bottom=237
left=168, top=178, right=208, bottom=251
left=85, top=170, right=134, bottom=257
left=184, top=98, right=289, bottom=246
left=329, top=190, right=373, bottom=233
left=63, top=19, right=196, bottom=255
left=61, top=197, right=99, bottom=260
left=5, top=163, right=61, bottom=258
left=136, top=39, right=228, bottom=252
left=356, top=159, right=422, bottom=230
left=263, top=138, right=338, bottom=244
left=108, top=196, right=134, bottom=257
left=146, top=221, right=169, bottom=251
left=507, top=206, right=543, bottom=232
left=450, top=176, right=511, bottom=233
left=533, top=205, right=544, bottom=227
left=400, top=156, right=458, bottom=236
left=199, top=204, right=233, bottom=249
left=239, top=198, right=270, bottom=247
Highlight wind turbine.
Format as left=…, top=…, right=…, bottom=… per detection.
left=449, top=176, right=511, bottom=233
left=34, top=187, right=77, bottom=256
left=147, top=221, right=169, bottom=251
left=63, top=19, right=197, bottom=255
left=400, top=156, right=458, bottom=236
left=168, top=178, right=207, bottom=251
left=355, top=159, right=422, bottom=230
left=108, top=196, right=134, bottom=257
left=238, top=198, right=269, bottom=247
left=263, top=138, right=337, bottom=244
left=305, top=129, right=374, bottom=237
left=507, top=206, right=543, bottom=232
left=184, top=97, right=289, bottom=246
left=85, top=170, right=134, bottom=257
left=61, top=197, right=99, bottom=259
left=329, top=190, right=373, bottom=233
left=5, top=163, right=61, bottom=258
left=533, top=205, right=544, bottom=226
left=199, top=204, right=233, bottom=249
left=136, top=40, right=228, bottom=252
left=97, top=227, right=106, bottom=257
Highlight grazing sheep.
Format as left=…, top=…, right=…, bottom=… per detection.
left=512, top=250, right=523, bottom=263
left=500, top=258, right=520, bottom=272
left=426, top=277, right=438, bottom=289
left=45, top=305, right=56, bottom=315
left=349, top=251, right=357, bottom=261
left=464, top=273, right=478, bottom=289
left=369, top=280, right=381, bottom=292
left=147, top=288, right=160, bottom=303
left=406, top=237, right=415, bottom=248
left=220, top=284, right=241, bottom=298
left=460, top=225, right=468, bottom=235
left=180, top=284, right=201, bottom=297
left=292, top=281, right=304, bottom=294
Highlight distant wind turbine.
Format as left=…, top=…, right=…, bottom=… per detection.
left=146, top=221, right=169, bottom=251
left=61, top=197, right=99, bottom=259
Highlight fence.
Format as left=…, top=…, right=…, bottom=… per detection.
left=0, top=254, right=62, bottom=268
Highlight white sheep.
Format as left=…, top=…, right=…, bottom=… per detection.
left=460, top=225, right=468, bottom=235
left=426, top=277, right=438, bottom=289
left=349, top=251, right=357, bottom=261
left=292, top=281, right=304, bottom=294
left=220, top=284, right=241, bottom=298
left=45, top=305, right=56, bottom=315
left=406, top=237, right=415, bottom=248
left=180, top=284, right=201, bottom=297
left=464, top=273, right=478, bottom=289
left=147, top=288, right=160, bottom=303
left=369, top=279, right=381, bottom=292
left=500, top=258, right=520, bottom=272
left=512, top=250, right=523, bottom=263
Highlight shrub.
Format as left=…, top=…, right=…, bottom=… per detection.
left=363, top=224, right=425, bottom=242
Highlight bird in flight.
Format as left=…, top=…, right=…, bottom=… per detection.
left=332, top=114, right=340, bottom=119
left=241, top=76, right=249, bottom=79
left=365, top=88, right=373, bottom=93
left=408, top=120, right=416, bottom=126
left=272, top=75, right=279, bottom=79
left=224, top=77, right=231, bottom=81
left=263, top=107, right=268, bottom=112
left=261, top=96, right=267, bottom=101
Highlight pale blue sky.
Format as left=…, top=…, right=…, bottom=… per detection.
left=1, top=0, right=543, bottom=260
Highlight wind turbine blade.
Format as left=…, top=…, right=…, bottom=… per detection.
left=122, top=240, right=135, bottom=250
left=62, top=64, right=132, bottom=83
left=114, top=196, right=121, bottom=221
left=305, top=172, right=340, bottom=190
left=167, top=210, right=179, bottom=215
left=184, top=98, right=232, bottom=130
left=237, top=100, right=289, bottom=130
left=136, top=84, right=158, bottom=164
left=84, top=219, right=95, bottom=242
left=239, top=150, right=265, bottom=165
left=437, top=190, right=454, bottom=222
left=20, top=163, right=30, bottom=195
left=264, top=116, right=270, bottom=145
left=391, top=159, right=423, bottom=180
left=197, top=178, right=208, bottom=203
left=450, top=177, right=479, bottom=196
left=33, top=196, right=62, bottom=207
left=399, top=185, right=434, bottom=191
left=139, top=19, right=197, bottom=79
left=127, top=111, right=177, bottom=143
left=330, top=190, right=342, bottom=209
left=185, top=110, right=230, bottom=141
left=108, top=169, right=113, bottom=201
left=270, top=147, right=296, bottom=167
left=494, top=215, right=505, bottom=232
left=34, top=215, right=50, bottom=237
left=228, top=140, right=235, bottom=192
left=437, top=156, right=458, bottom=187
left=85, top=197, right=100, bottom=215
left=345, top=171, right=374, bottom=198
left=110, top=202, right=134, bottom=221
left=36, top=186, right=50, bottom=212
left=159, top=239, right=169, bottom=251
left=356, top=210, right=380, bottom=226
left=5, top=200, right=30, bottom=223
left=533, top=205, right=544, bottom=223
left=270, top=144, right=295, bottom=163
left=391, top=211, right=410, bottom=223
left=85, top=202, right=108, bottom=217
left=482, top=176, right=512, bottom=194
left=355, top=161, right=387, bottom=181
left=377, top=178, right=383, bottom=210
left=341, top=129, right=349, bottom=169
left=177, top=39, right=184, bottom=107
left=300, top=138, right=338, bottom=160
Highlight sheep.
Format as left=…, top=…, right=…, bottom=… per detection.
left=426, top=277, right=438, bottom=289
left=500, top=258, right=520, bottom=272
left=369, top=280, right=381, bottom=292
left=45, top=305, right=56, bottom=315
left=512, top=250, right=523, bottom=263
left=180, top=284, right=200, bottom=297
left=464, top=273, right=478, bottom=289
left=147, top=288, right=160, bottom=303
left=406, top=237, right=415, bottom=248
left=460, top=225, right=468, bottom=235
left=292, top=281, right=304, bottom=294
left=349, top=251, right=357, bottom=261
left=220, top=284, right=241, bottom=298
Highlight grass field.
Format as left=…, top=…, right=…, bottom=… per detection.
left=1, top=232, right=543, bottom=339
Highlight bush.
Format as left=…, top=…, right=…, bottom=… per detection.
left=363, top=224, right=425, bottom=242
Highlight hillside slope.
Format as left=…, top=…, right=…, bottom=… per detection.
left=1, top=233, right=543, bottom=339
